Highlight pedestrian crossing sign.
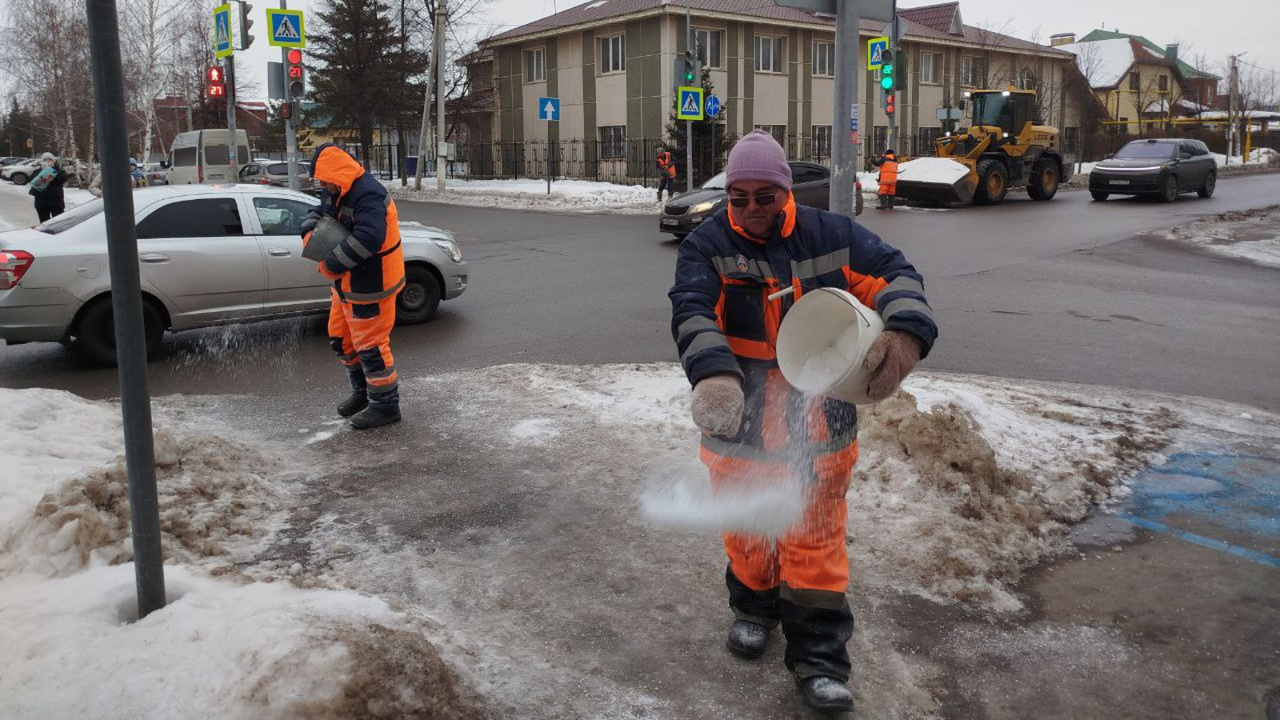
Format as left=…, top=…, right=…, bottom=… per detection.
left=868, top=36, right=889, bottom=70
left=267, top=9, right=306, bottom=48
left=213, top=4, right=233, bottom=59
left=677, top=86, right=704, bottom=121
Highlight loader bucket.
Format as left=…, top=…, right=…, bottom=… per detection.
left=893, top=158, right=978, bottom=206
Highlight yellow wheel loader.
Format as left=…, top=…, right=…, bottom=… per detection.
left=894, top=89, right=1070, bottom=206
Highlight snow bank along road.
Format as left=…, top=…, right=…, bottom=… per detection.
left=1, top=368, right=1276, bottom=718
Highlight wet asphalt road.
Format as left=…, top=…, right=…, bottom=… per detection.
left=1, top=173, right=1278, bottom=410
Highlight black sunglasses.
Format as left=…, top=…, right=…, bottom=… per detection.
left=727, top=192, right=779, bottom=208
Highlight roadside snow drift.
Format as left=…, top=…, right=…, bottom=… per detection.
left=1157, top=205, right=1280, bottom=268
left=385, top=178, right=658, bottom=214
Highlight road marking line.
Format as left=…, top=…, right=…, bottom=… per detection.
left=1116, top=513, right=1280, bottom=570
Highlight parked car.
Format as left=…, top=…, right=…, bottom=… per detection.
left=2, top=158, right=43, bottom=185
left=1090, top=138, right=1217, bottom=203
left=659, top=161, right=862, bottom=240
left=0, top=157, right=30, bottom=167
left=239, top=160, right=316, bottom=194
left=137, top=161, right=169, bottom=186
left=0, top=184, right=467, bottom=365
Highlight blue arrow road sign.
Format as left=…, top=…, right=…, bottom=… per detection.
left=705, top=94, right=722, bottom=118
left=538, top=97, right=561, bottom=121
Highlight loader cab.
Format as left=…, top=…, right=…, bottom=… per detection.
left=969, top=90, right=1035, bottom=136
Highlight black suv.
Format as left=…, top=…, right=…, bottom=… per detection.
left=1089, top=138, right=1216, bottom=202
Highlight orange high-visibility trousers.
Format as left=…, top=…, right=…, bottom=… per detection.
left=327, top=290, right=398, bottom=394
left=878, top=181, right=896, bottom=197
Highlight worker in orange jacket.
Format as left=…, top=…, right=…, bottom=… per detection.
left=872, top=149, right=898, bottom=209
left=656, top=146, right=678, bottom=202
left=301, top=144, right=406, bottom=429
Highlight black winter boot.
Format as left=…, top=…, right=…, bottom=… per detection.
left=726, top=619, right=770, bottom=659
left=350, top=386, right=400, bottom=430
left=797, top=676, right=853, bottom=713
left=337, top=368, right=368, bottom=418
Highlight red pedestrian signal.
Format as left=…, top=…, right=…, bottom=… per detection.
left=207, top=66, right=223, bottom=84
left=886, top=93, right=896, bottom=115
left=208, top=84, right=226, bottom=98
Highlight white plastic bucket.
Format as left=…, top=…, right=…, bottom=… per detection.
left=776, top=288, right=885, bottom=405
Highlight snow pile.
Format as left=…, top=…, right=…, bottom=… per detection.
left=858, top=170, right=880, bottom=194
left=424, top=364, right=1172, bottom=612
left=385, top=178, right=659, bottom=214
left=896, top=157, right=970, bottom=185
left=1158, top=205, right=1280, bottom=268
left=1210, top=149, right=1280, bottom=167
left=0, top=387, right=491, bottom=719
left=0, top=564, right=488, bottom=720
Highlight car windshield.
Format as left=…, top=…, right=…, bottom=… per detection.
left=702, top=172, right=726, bottom=190
left=36, top=199, right=105, bottom=235
left=1115, top=142, right=1177, bottom=159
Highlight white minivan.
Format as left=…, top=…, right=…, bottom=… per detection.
left=167, top=129, right=252, bottom=184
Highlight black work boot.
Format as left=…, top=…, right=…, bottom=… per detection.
left=726, top=620, right=770, bottom=659
left=350, top=387, right=400, bottom=430
left=797, top=676, right=853, bottom=713
left=337, top=368, right=368, bottom=418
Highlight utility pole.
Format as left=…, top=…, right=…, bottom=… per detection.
left=685, top=0, right=694, bottom=193
left=435, top=0, right=447, bottom=192
left=1227, top=54, right=1240, bottom=164
left=886, top=3, right=898, bottom=155
left=226, top=54, right=238, bottom=179
left=830, top=0, right=862, bottom=218
left=281, top=0, right=300, bottom=191
left=85, top=0, right=166, bottom=620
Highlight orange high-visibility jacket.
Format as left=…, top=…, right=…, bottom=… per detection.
left=657, top=151, right=677, bottom=178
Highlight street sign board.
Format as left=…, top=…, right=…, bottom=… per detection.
left=267, top=61, right=285, bottom=100
left=213, top=4, right=233, bottom=59
left=267, top=9, right=306, bottom=48
left=851, top=104, right=859, bottom=133
left=937, top=107, right=964, bottom=121
left=677, top=86, right=704, bottom=121
left=773, top=0, right=894, bottom=22
left=538, top=96, right=561, bottom=121
left=705, top=94, right=722, bottom=118
left=867, top=36, right=888, bottom=70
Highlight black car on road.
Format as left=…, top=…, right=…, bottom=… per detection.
left=659, top=161, right=861, bottom=240
left=1090, top=138, right=1216, bottom=203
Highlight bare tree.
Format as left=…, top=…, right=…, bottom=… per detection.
left=122, top=0, right=184, bottom=163
left=970, top=18, right=1017, bottom=89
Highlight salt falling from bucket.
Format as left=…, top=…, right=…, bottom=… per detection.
left=639, top=476, right=808, bottom=538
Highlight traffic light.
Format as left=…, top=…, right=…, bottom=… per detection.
left=207, top=66, right=226, bottom=99
left=880, top=49, right=895, bottom=91
left=236, top=1, right=254, bottom=51
left=683, top=49, right=696, bottom=85
left=286, top=48, right=305, bottom=101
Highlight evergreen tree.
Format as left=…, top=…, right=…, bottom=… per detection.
left=310, top=0, right=428, bottom=165
left=663, top=63, right=730, bottom=188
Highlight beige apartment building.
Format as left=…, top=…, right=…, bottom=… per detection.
left=457, top=1, right=1093, bottom=178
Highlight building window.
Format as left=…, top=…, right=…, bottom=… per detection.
left=600, top=126, right=626, bottom=158
left=1158, top=74, right=1168, bottom=92
left=754, top=36, right=785, bottom=73
left=872, top=126, right=888, bottom=155
left=599, top=34, right=625, bottom=74
left=754, top=124, right=787, bottom=145
left=960, top=56, right=978, bottom=86
left=921, top=52, right=941, bottom=84
left=695, top=29, right=722, bottom=69
left=1016, top=67, right=1036, bottom=90
left=814, top=41, right=835, bottom=77
left=812, top=125, right=832, bottom=158
left=1062, top=127, right=1079, bottom=154
left=918, top=128, right=941, bottom=155
left=1128, top=72, right=1139, bottom=91
left=525, top=48, right=545, bottom=82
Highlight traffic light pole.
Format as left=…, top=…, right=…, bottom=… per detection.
left=281, top=0, right=299, bottom=191
left=830, top=0, right=861, bottom=218
left=685, top=0, right=693, bottom=193
left=85, top=0, right=166, bottom=619
left=226, top=54, right=239, bottom=178
left=886, top=6, right=898, bottom=155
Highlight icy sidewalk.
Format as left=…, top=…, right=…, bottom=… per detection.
left=0, top=181, right=98, bottom=231
left=2, top=369, right=1277, bottom=718
left=383, top=177, right=661, bottom=214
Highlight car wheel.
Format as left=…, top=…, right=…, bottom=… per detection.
left=395, top=264, right=442, bottom=325
left=71, top=296, right=165, bottom=367
left=973, top=160, right=1008, bottom=205
left=11, top=172, right=29, bottom=185
left=1197, top=172, right=1216, bottom=198
left=1026, top=157, right=1059, bottom=201
left=1090, top=191, right=1109, bottom=201
left=1158, top=175, right=1178, bottom=203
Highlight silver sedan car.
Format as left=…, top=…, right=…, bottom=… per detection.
left=0, top=184, right=468, bottom=365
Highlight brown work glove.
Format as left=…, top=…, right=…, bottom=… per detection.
left=691, top=374, right=744, bottom=437
left=861, top=331, right=922, bottom=402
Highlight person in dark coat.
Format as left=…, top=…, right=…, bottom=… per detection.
left=29, top=152, right=69, bottom=223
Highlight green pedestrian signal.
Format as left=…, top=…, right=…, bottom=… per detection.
left=880, top=49, right=895, bottom=90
